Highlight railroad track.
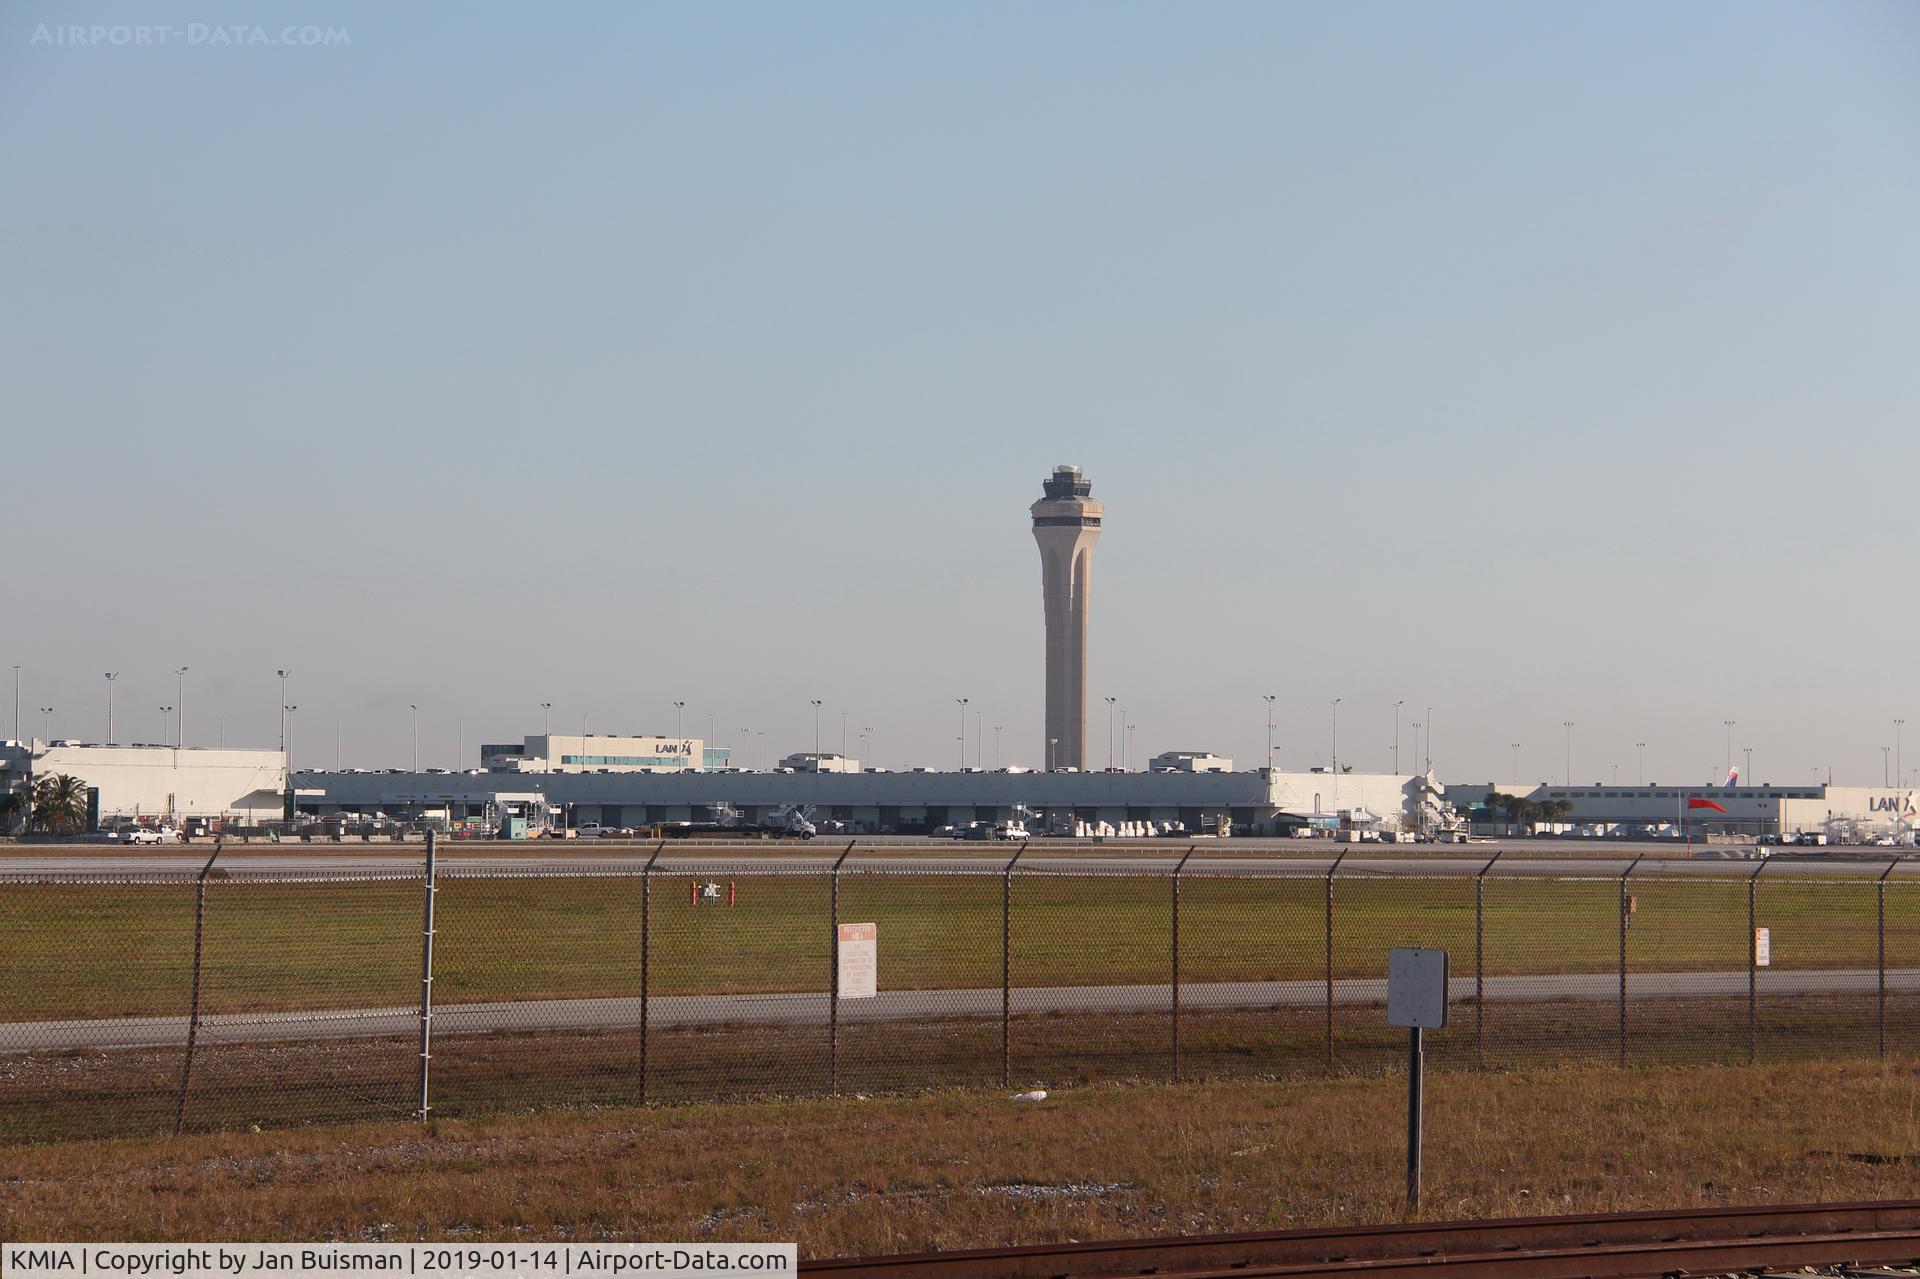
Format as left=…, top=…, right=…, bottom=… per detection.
left=801, top=1200, right=1920, bottom=1278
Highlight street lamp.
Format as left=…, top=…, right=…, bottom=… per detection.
left=1127, top=723, right=1136, bottom=772
left=104, top=673, right=118, bottom=745
left=159, top=707, right=173, bottom=744
left=865, top=726, right=874, bottom=768
left=285, top=705, right=298, bottom=771
left=810, top=700, right=822, bottom=759
left=1264, top=695, right=1277, bottom=772
left=1742, top=747, right=1752, bottom=787
left=1329, top=698, right=1341, bottom=775
left=1723, top=721, right=1735, bottom=779
left=1105, top=696, right=1117, bottom=770
left=1048, top=737, right=1058, bottom=772
left=1511, top=742, right=1520, bottom=785
left=1393, top=700, right=1404, bottom=774
left=1563, top=721, right=1575, bottom=787
left=540, top=702, right=552, bottom=736
left=955, top=698, right=968, bottom=771
left=10, top=665, right=18, bottom=742
left=1636, top=742, right=1647, bottom=786
left=276, top=670, right=291, bottom=755
left=1885, top=746, right=1892, bottom=787
left=993, top=724, right=1003, bottom=769
left=40, top=707, right=53, bottom=741
left=175, top=667, right=189, bottom=747
left=1897, top=720, right=1906, bottom=791
left=673, top=701, right=685, bottom=737
left=410, top=705, right=419, bottom=772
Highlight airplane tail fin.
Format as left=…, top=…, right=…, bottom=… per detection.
left=1724, top=766, right=1739, bottom=788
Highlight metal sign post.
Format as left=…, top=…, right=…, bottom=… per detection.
left=1388, top=947, right=1448, bottom=1210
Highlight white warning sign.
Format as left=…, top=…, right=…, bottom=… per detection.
left=838, top=922, right=877, bottom=999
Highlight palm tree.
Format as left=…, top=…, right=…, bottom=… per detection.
left=29, top=773, right=89, bottom=834
left=0, top=788, right=24, bottom=834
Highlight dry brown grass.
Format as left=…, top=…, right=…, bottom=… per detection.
left=5, top=1061, right=1920, bottom=1255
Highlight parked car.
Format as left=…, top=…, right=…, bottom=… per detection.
left=574, top=822, right=606, bottom=838
left=121, top=826, right=177, bottom=845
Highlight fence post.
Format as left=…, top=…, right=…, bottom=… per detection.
left=828, top=840, right=855, bottom=1095
left=416, top=830, right=437, bottom=1120
left=1170, top=844, right=1196, bottom=1083
left=171, top=839, right=223, bottom=1136
left=1325, top=851, right=1347, bottom=1075
left=1617, top=854, right=1642, bottom=1069
left=1747, top=859, right=1765, bottom=1067
left=1881, top=859, right=1897, bottom=1062
left=1001, top=840, right=1027, bottom=1088
left=640, top=839, right=664, bottom=1104
left=1475, top=850, right=1500, bottom=1070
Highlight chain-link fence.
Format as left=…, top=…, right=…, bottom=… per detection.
left=3, top=842, right=1915, bottom=1144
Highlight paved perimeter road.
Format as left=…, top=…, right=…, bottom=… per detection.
left=4, top=968, right=1910, bottom=1052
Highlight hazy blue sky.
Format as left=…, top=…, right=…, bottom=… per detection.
left=3, top=1, right=1916, bottom=785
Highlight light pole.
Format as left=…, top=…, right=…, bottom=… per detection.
left=336, top=716, right=343, bottom=770
left=1048, top=737, right=1058, bottom=772
left=1127, top=722, right=1136, bottom=771
left=457, top=715, right=464, bottom=770
left=975, top=710, right=983, bottom=769
left=1411, top=722, right=1421, bottom=777
left=1330, top=698, right=1341, bottom=775
left=1563, top=721, right=1574, bottom=787
left=540, top=702, right=552, bottom=737
left=276, top=670, right=291, bottom=756
left=1105, top=696, right=1117, bottom=770
left=410, top=705, right=419, bottom=772
left=1743, top=747, right=1752, bottom=786
left=842, top=711, right=850, bottom=757
left=1393, top=700, right=1404, bottom=774
left=1636, top=742, right=1647, bottom=786
left=1264, top=695, right=1277, bottom=772
left=104, top=672, right=117, bottom=745
left=673, top=701, right=685, bottom=737
left=1884, top=746, right=1892, bottom=787
left=41, top=707, right=53, bottom=741
left=865, top=726, right=874, bottom=768
left=993, top=724, right=1003, bottom=769
left=1424, top=706, right=1433, bottom=773
left=1723, top=720, right=1735, bottom=779
left=1511, top=742, right=1520, bottom=785
left=810, top=700, right=822, bottom=759
left=1897, top=721, right=1906, bottom=792
left=159, top=706, right=173, bottom=744
left=10, top=665, right=18, bottom=742
left=955, top=698, right=968, bottom=771
left=285, top=705, right=298, bottom=771
left=175, top=667, right=189, bottom=747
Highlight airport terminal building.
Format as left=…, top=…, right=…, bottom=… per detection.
left=1447, top=781, right=1917, bottom=841
left=0, top=740, right=287, bottom=829
left=290, top=754, right=1420, bottom=837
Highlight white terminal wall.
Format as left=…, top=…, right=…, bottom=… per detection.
left=29, top=744, right=286, bottom=820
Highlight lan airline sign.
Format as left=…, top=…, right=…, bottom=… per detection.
left=1869, top=792, right=1917, bottom=816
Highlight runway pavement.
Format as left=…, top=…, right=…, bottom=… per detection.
left=4, top=967, right=1910, bottom=1052
left=1, top=852, right=1910, bottom=878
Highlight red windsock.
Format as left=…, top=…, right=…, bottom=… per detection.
left=1688, top=797, right=1728, bottom=813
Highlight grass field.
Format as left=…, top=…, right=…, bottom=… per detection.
left=5, top=871, right=1918, bottom=1021
left=5, top=1060, right=1920, bottom=1252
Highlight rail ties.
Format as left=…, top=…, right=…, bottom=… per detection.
left=799, top=1200, right=1920, bottom=1279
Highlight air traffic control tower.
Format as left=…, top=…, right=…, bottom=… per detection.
left=1031, top=465, right=1103, bottom=771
